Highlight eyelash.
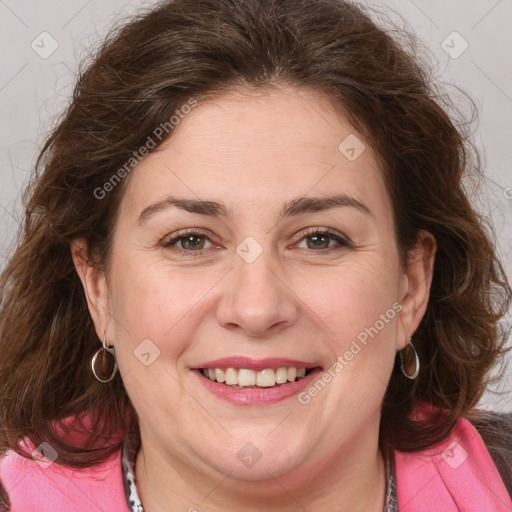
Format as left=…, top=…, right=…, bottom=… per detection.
left=161, top=227, right=351, bottom=257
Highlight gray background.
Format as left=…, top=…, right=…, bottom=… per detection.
left=0, top=0, right=511, bottom=412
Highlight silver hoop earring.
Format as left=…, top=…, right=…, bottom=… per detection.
left=91, top=337, right=118, bottom=383
left=400, top=337, right=419, bottom=380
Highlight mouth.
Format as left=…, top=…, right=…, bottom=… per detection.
left=200, top=366, right=315, bottom=388
left=192, top=358, right=323, bottom=405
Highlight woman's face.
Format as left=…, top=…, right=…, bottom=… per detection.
left=79, top=85, right=432, bottom=486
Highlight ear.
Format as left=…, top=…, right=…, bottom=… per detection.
left=396, top=230, right=437, bottom=349
left=71, top=237, right=112, bottom=343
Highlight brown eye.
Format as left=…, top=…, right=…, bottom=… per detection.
left=306, top=233, right=331, bottom=250
left=296, top=229, right=351, bottom=251
left=178, top=234, right=206, bottom=250
left=162, top=230, right=216, bottom=255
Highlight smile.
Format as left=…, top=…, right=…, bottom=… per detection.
left=201, top=367, right=310, bottom=388
left=193, top=357, right=324, bottom=405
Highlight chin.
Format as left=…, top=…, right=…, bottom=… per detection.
left=198, top=434, right=310, bottom=483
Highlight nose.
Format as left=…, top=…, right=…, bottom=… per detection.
left=216, top=249, right=299, bottom=338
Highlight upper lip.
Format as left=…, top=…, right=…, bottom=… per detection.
left=192, top=356, right=322, bottom=371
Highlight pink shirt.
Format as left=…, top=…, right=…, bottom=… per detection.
left=395, top=415, right=512, bottom=511
left=0, top=445, right=129, bottom=512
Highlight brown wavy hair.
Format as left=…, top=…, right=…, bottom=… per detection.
left=0, top=0, right=510, bottom=468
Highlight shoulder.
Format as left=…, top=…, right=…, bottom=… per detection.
left=0, top=447, right=129, bottom=512
left=394, top=406, right=512, bottom=510
left=468, top=410, right=512, bottom=496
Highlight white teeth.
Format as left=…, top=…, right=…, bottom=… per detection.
left=276, top=367, right=288, bottom=384
left=287, top=367, right=297, bottom=381
left=225, top=367, right=238, bottom=385
left=257, top=369, right=276, bottom=387
left=202, top=366, right=311, bottom=388
left=238, top=369, right=256, bottom=386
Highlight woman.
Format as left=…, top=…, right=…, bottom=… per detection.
left=0, top=0, right=511, bottom=510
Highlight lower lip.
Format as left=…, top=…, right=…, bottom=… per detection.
left=193, top=368, right=323, bottom=405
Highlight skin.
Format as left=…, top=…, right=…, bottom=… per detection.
left=72, top=85, right=436, bottom=512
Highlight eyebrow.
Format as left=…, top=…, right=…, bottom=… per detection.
left=136, top=193, right=372, bottom=226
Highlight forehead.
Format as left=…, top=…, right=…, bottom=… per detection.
left=118, top=85, right=389, bottom=221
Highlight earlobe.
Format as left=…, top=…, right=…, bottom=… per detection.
left=70, top=237, right=110, bottom=340
left=396, top=230, right=437, bottom=349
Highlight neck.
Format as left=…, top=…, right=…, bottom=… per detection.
left=135, top=430, right=386, bottom=512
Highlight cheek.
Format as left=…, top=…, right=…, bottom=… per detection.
left=299, top=258, right=401, bottom=403
left=107, top=260, right=185, bottom=360
left=107, top=262, right=197, bottom=419
left=107, top=252, right=228, bottom=369
left=303, top=259, right=399, bottom=342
